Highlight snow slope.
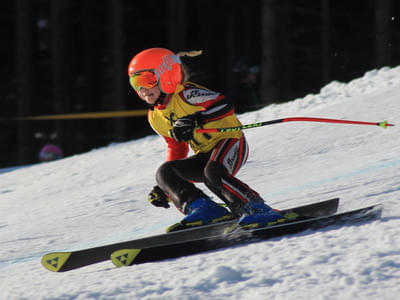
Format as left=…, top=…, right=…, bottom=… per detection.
left=0, top=66, right=399, bottom=300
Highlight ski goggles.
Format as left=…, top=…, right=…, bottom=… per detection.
left=129, top=71, right=158, bottom=91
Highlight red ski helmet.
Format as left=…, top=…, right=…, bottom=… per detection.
left=128, top=48, right=183, bottom=94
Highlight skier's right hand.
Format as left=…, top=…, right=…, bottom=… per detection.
left=148, top=186, right=170, bottom=208
left=169, top=112, right=202, bottom=142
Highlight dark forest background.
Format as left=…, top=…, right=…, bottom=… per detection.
left=1, top=0, right=399, bottom=167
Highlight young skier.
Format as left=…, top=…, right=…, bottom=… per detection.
left=128, top=48, right=283, bottom=231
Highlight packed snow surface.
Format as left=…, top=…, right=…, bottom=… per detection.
left=1, top=66, right=399, bottom=299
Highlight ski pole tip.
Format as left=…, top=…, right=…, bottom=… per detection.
left=378, top=120, right=394, bottom=129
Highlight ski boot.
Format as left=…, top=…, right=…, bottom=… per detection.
left=166, top=197, right=234, bottom=232
left=238, top=201, right=285, bottom=229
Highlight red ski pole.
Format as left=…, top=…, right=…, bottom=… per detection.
left=196, top=117, right=394, bottom=133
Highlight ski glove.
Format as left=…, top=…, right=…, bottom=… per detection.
left=169, top=113, right=203, bottom=142
left=148, top=185, right=170, bottom=208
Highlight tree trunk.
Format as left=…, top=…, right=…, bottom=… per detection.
left=260, top=0, right=277, bottom=104
left=51, top=0, right=73, bottom=144
left=321, top=0, right=331, bottom=85
left=109, top=0, right=126, bottom=141
left=16, top=0, right=34, bottom=164
left=375, top=0, right=391, bottom=66
left=167, top=0, right=187, bottom=50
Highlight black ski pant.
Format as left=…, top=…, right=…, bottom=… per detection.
left=156, top=136, right=263, bottom=216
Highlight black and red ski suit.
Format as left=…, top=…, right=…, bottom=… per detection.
left=148, top=82, right=263, bottom=216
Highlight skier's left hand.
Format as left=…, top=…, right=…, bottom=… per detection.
left=169, top=113, right=202, bottom=142
left=148, top=186, right=170, bottom=208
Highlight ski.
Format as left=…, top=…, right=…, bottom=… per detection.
left=110, top=203, right=382, bottom=268
left=41, top=198, right=339, bottom=272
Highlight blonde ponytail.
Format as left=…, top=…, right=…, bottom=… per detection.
left=177, top=50, right=203, bottom=58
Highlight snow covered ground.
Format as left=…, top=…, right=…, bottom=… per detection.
left=0, top=66, right=399, bottom=299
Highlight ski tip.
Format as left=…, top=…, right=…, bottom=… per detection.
left=370, top=203, right=384, bottom=217
left=41, top=252, right=72, bottom=272
left=111, top=249, right=141, bottom=267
